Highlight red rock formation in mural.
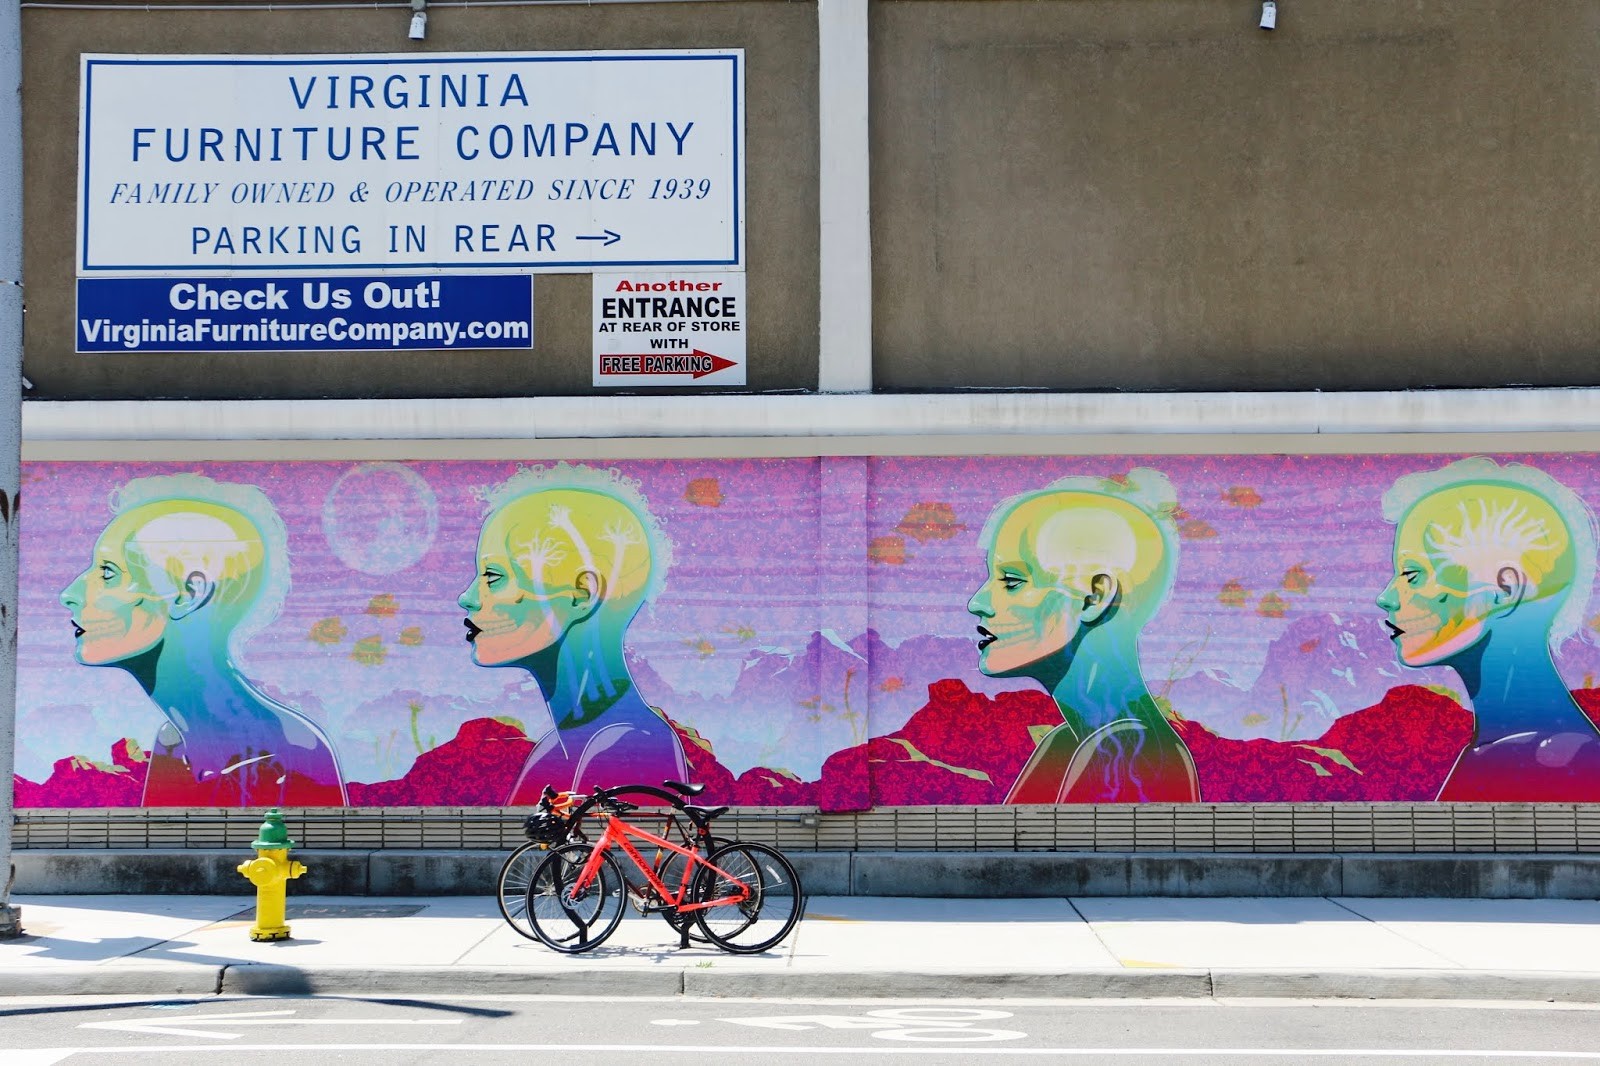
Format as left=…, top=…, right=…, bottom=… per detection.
left=13, top=739, right=146, bottom=808
left=20, top=688, right=1600, bottom=809
left=347, top=718, right=533, bottom=806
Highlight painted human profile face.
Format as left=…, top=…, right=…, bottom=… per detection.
left=1377, top=500, right=1501, bottom=668
left=966, top=503, right=1080, bottom=678
left=457, top=506, right=581, bottom=667
left=59, top=511, right=169, bottom=666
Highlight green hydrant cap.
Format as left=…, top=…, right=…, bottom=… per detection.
left=251, top=808, right=297, bottom=851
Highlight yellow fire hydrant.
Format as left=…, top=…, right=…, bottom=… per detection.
left=237, top=808, right=306, bottom=942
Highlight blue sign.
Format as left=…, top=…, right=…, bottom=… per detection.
left=76, top=275, right=534, bottom=353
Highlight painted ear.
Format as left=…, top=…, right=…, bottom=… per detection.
left=168, top=570, right=216, bottom=621
left=571, top=568, right=605, bottom=620
left=1493, top=565, right=1529, bottom=614
left=1080, top=572, right=1120, bottom=625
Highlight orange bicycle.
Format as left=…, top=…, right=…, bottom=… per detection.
left=522, top=782, right=803, bottom=955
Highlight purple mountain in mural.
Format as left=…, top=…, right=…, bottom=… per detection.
left=335, top=684, right=552, bottom=784
left=627, top=628, right=1009, bottom=780
left=1164, top=611, right=1455, bottom=740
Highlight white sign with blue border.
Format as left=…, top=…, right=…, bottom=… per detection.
left=78, top=50, right=744, bottom=275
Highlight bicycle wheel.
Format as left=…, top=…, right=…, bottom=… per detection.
left=525, top=843, right=626, bottom=954
left=691, top=841, right=803, bottom=954
left=496, top=842, right=549, bottom=941
left=653, top=835, right=732, bottom=942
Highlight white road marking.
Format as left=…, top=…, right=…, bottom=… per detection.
left=872, top=1028, right=1027, bottom=1042
left=22, top=1044, right=1600, bottom=1058
left=729, top=1015, right=913, bottom=1031
left=725, top=1008, right=1024, bottom=1042
left=11, top=1051, right=77, bottom=1066
left=80, top=1010, right=297, bottom=1040
left=867, top=1009, right=1014, bottom=1021
left=650, top=1019, right=702, bottom=1026
left=78, top=1009, right=463, bottom=1041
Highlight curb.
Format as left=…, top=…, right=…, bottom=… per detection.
left=218, top=964, right=686, bottom=996
left=682, top=969, right=1215, bottom=999
left=0, top=965, right=222, bottom=996
left=1209, top=969, right=1600, bottom=1002
left=6, top=965, right=1600, bottom=1002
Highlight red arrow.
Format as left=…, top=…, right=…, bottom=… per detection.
left=597, top=350, right=737, bottom=379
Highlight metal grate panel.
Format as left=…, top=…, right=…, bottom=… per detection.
left=15, top=803, right=1600, bottom=853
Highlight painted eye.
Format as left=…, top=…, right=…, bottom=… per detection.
left=483, top=568, right=503, bottom=586
left=1402, top=569, right=1422, bottom=587
left=99, top=564, right=118, bottom=582
left=1001, top=576, right=1024, bottom=591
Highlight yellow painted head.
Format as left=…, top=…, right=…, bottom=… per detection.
left=459, top=464, right=667, bottom=667
left=1378, top=457, right=1596, bottom=666
left=968, top=469, right=1178, bottom=678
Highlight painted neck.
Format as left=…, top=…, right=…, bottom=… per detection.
left=123, top=634, right=291, bottom=772
left=524, top=626, right=645, bottom=729
left=1046, top=626, right=1158, bottom=737
left=1450, top=627, right=1596, bottom=743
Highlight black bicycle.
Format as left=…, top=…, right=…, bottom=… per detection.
left=495, top=778, right=735, bottom=945
left=518, top=783, right=803, bottom=954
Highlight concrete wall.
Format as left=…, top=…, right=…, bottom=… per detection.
left=17, top=847, right=1600, bottom=897
left=871, top=0, right=1600, bottom=391
left=33, top=2, right=1600, bottom=399
left=20, top=1, right=820, bottom=399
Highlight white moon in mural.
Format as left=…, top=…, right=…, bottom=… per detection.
left=322, top=462, right=439, bottom=575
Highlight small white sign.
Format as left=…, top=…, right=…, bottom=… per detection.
left=593, top=271, right=745, bottom=387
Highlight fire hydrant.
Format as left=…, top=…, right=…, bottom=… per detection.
left=237, top=808, right=305, bottom=942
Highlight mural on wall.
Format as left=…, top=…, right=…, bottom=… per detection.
left=1375, top=459, right=1600, bottom=801
left=459, top=466, right=689, bottom=801
left=15, top=453, right=1600, bottom=809
left=57, top=474, right=345, bottom=806
left=967, top=470, right=1199, bottom=803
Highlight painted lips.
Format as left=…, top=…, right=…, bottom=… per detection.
left=463, top=618, right=481, bottom=643
left=1384, top=619, right=1404, bottom=640
left=71, top=621, right=85, bottom=638
left=975, top=625, right=996, bottom=651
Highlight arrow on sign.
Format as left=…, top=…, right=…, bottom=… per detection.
left=575, top=229, right=622, bottom=246
left=597, top=351, right=738, bottom=379
left=80, top=1010, right=463, bottom=1040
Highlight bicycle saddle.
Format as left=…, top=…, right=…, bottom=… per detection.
left=664, top=779, right=706, bottom=797
left=684, top=804, right=729, bottom=821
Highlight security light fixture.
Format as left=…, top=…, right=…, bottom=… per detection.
left=1260, top=1, right=1277, bottom=31
left=408, top=0, right=428, bottom=41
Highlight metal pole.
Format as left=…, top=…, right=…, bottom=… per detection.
left=0, top=0, right=24, bottom=939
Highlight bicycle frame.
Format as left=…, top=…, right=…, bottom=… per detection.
left=569, top=815, right=750, bottom=914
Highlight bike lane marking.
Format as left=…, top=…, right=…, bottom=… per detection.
left=723, top=1007, right=1024, bottom=1042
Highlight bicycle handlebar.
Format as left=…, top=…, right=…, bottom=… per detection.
left=536, top=780, right=719, bottom=829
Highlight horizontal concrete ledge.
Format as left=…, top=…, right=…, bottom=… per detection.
left=220, top=964, right=686, bottom=997
left=685, top=969, right=1214, bottom=999
left=848, top=852, right=1600, bottom=899
left=1210, top=970, right=1600, bottom=1003
left=23, top=388, right=1600, bottom=445
left=15, top=849, right=1600, bottom=898
left=0, top=965, right=222, bottom=997
left=6, top=965, right=1600, bottom=1002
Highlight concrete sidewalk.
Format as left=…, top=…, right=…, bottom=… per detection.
left=5, top=893, right=1600, bottom=1002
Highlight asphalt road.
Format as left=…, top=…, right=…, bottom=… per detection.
left=3, top=994, right=1600, bottom=1064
